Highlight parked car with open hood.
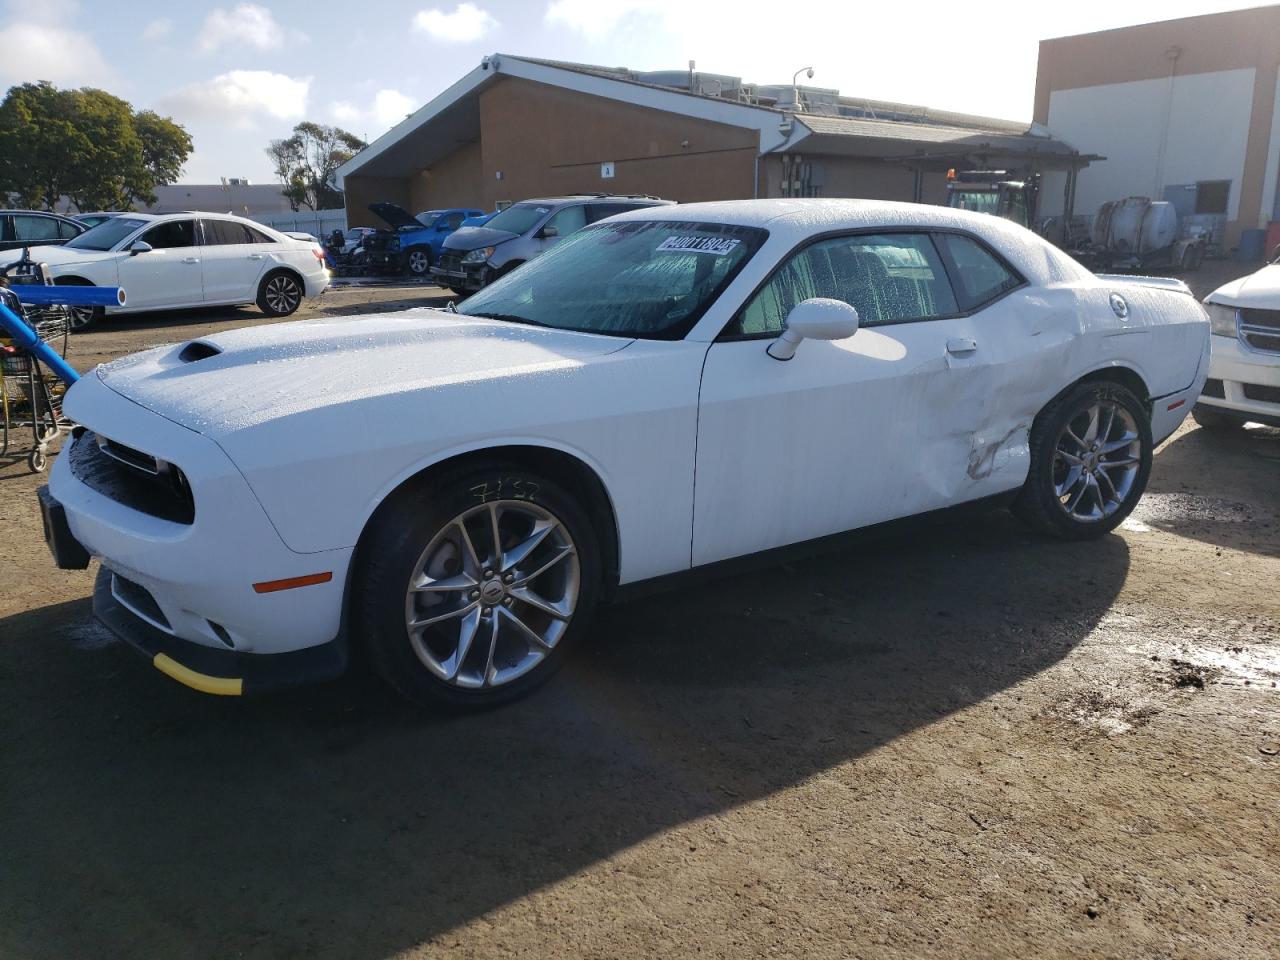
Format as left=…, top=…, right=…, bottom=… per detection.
left=430, top=194, right=673, bottom=294
left=0, top=212, right=329, bottom=330
left=367, top=203, right=484, bottom=277
left=39, top=199, right=1207, bottom=707
left=1195, top=251, right=1280, bottom=429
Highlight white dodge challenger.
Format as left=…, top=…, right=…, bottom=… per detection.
left=39, top=200, right=1209, bottom=707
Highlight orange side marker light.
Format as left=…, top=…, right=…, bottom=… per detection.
left=253, top=572, right=333, bottom=594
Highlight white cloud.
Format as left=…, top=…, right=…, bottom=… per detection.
left=544, top=0, right=668, bottom=37
left=412, top=3, right=498, bottom=42
left=0, top=20, right=114, bottom=87
left=326, top=89, right=418, bottom=133
left=373, top=89, right=416, bottom=126
left=198, top=3, right=305, bottom=52
left=141, top=17, right=172, bottom=41
left=158, top=70, right=310, bottom=129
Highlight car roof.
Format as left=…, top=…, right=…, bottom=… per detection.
left=516, top=195, right=670, bottom=206
left=0, top=209, right=82, bottom=220
left=605, top=198, right=1092, bottom=287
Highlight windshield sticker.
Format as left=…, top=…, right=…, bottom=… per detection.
left=656, top=236, right=741, bottom=255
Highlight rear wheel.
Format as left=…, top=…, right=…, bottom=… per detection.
left=1013, top=381, right=1152, bottom=539
left=1191, top=405, right=1243, bottom=432
left=257, top=271, right=303, bottom=317
left=354, top=463, right=601, bottom=708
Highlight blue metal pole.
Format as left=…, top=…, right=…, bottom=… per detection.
left=0, top=302, right=80, bottom=384
left=11, top=285, right=126, bottom=308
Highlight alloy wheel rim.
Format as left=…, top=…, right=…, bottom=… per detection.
left=409, top=251, right=428, bottom=273
left=68, top=306, right=93, bottom=330
left=266, top=277, right=300, bottom=312
left=1052, top=400, right=1142, bottom=522
left=403, top=500, right=580, bottom=689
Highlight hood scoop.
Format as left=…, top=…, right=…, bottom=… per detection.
left=178, top=340, right=222, bottom=363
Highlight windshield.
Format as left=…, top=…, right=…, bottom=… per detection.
left=483, top=203, right=554, bottom=235
left=457, top=220, right=766, bottom=340
left=947, top=190, right=999, bottom=215
left=64, top=217, right=146, bottom=251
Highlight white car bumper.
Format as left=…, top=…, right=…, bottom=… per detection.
left=1197, top=333, right=1280, bottom=427
left=44, top=374, right=350, bottom=694
left=305, top=267, right=330, bottom=299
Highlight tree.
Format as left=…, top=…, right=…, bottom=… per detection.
left=266, top=122, right=366, bottom=211
left=0, top=81, right=192, bottom=211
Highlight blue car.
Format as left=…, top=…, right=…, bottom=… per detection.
left=367, top=203, right=485, bottom=277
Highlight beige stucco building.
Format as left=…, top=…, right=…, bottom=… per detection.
left=338, top=55, right=1086, bottom=228
left=1035, top=5, right=1280, bottom=250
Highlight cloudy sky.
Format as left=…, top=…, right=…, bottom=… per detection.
left=0, top=0, right=1259, bottom=185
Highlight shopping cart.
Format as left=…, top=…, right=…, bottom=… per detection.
left=0, top=252, right=123, bottom=472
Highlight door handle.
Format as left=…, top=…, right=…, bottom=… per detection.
left=946, top=338, right=978, bottom=355
left=247, top=254, right=264, bottom=260
left=181, top=257, right=200, bottom=264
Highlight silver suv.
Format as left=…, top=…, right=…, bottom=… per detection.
left=430, top=194, right=674, bottom=294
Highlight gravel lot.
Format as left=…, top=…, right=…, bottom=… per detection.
left=1, top=271, right=1277, bottom=959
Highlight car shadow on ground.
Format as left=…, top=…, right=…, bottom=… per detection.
left=1140, top=423, right=1280, bottom=557
left=0, top=510, right=1127, bottom=959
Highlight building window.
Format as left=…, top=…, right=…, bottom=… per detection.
left=1195, top=181, right=1230, bottom=215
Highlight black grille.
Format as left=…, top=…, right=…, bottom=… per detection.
left=112, top=573, right=171, bottom=631
left=1242, top=383, right=1280, bottom=404
left=1240, top=308, right=1280, bottom=354
left=1201, top=378, right=1225, bottom=399
left=69, top=431, right=195, bottom=524
left=438, top=252, right=463, bottom=273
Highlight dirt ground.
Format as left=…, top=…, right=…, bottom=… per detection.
left=0, top=270, right=1277, bottom=960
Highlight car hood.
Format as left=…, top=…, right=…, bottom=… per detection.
left=0, top=244, right=115, bottom=268
left=94, top=309, right=633, bottom=440
left=1206, top=263, right=1280, bottom=308
left=442, top=225, right=520, bottom=252
left=368, top=202, right=426, bottom=230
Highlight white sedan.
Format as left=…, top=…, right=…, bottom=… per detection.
left=1195, top=253, right=1280, bottom=429
left=39, top=200, right=1209, bottom=707
left=0, top=211, right=330, bottom=330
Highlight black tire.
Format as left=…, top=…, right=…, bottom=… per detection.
left=1013, top=380, right=1153, bottom=539
left=54, top=277, right=103, bottom=331
left=404, top=246, right=432, bottom=277
left=256, top=270, right=304, bottom=317
left=353, top=462, right=602, bottom=709
left=1191, top=405, right=1243, bottom=432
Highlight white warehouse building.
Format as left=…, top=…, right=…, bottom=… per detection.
left=1034, top=5, right=1280, bottom=255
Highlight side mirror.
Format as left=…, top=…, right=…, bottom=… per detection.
left=767, top=298, right=859, bottom=361
left=539, top=225, right=558, bottom=239
left=129, top=240, right=153, bottom=256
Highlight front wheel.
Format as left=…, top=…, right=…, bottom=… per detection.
left=354, top=464, right=601, bottom=708
left=257, top=271, right=304, bottom=317
left=1013, top=381, right=1153, bottom=539
left=404, top=246, right=432, bottom=277
left=53, top=278, right=102, bottom=331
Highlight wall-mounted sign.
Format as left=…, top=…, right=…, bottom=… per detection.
left=601, top=162, right=615, bottom=179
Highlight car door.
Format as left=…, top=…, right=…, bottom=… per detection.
left=691, top=230, right=1034, bottom=567
left=198, top=219, right=267, bottom=303
left=116, top=218, right=203, bottom=310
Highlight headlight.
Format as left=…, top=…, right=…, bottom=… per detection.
left=1205, top=302, right=1238, bottom=338
left=461, top=246, right=495, bottom=265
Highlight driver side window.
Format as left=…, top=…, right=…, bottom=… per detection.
left=142, top=219, right=196, bottom=249
left=731, top=233, right=957, bottom=336
left=542, top=205, right=586, bottom=237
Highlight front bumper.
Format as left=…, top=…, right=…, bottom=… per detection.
left=428, top=262, right=486, bottom=291
left=93, top=567, right=346, bottom=695
left=1197, top=332, right=1280, bottom=425
left=48, top=375, right=354, bottom=680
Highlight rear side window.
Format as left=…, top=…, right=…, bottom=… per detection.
left=142, top=219, right=196, bottom=249
left=13, top=215, right=60, bottom=242
left=202, top=219, right=251, bottom=245
left=732, top=232, right=958, bottom=336
left=245, top=225, right=276, bottom=243
left=935, top=234, right=1022, bottom=311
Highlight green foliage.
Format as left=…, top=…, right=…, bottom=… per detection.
left=266, top=122, right=366, bottom=211
left=0, top=81, right=192, bottom=211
